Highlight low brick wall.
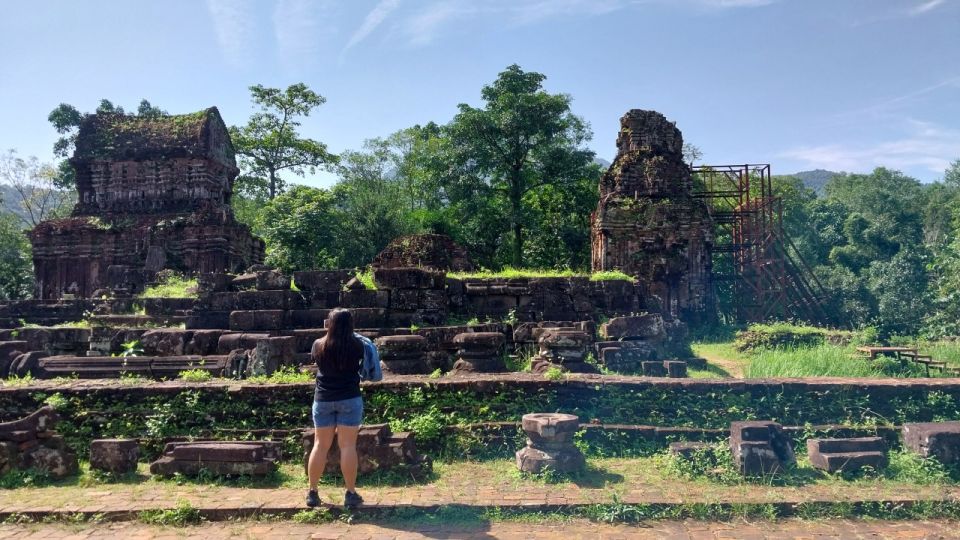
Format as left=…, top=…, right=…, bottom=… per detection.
left=2, top=374, right=959, bottom=458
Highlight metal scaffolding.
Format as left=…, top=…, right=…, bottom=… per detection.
left=692, top=164, right=833, bottom=324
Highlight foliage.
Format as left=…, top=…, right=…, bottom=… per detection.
left=354, top=267, right=377, bottom=290
left=246, top=365, right=313, bottom=384
left=138, top=499, right=204, bottom=527
left=0, top=211, right=33, bottom=300
left=256, top=185, right=340, bottom=272
left=138, top=273, right=197, bottom=299
left=230, top=83, right=336, bottom=199
left=178, top=369, right=212, bottom=382
left=447, top=268, right=633, bottom=281
left=446, top=64, right=598, bottom=267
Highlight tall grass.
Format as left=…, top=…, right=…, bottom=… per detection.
left=745, top=345, right=926, bottom=378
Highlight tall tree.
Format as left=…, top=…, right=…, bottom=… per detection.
left=230, top=83, right=336, bottom=199
left=447, top=64, right=596, bottom=266
left=257, top=185, right=341, bottom=271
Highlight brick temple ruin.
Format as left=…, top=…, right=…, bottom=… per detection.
left=591, top=110, right=713, bottom=321
left=28, top=107, right=264, bottom=299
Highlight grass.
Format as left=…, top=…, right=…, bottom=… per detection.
left=139, top=274, right=198, bottom=299
left=354, top=268, right=377, bottom=290
left=447, top=267, right=634, bottom=282
left=177, top=369, right=212, bottom=382
left=246, top=365, right=313, bottom=384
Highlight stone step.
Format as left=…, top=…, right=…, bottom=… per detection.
left=170, top=442, right=265, bottom=462
left=807, top=436, right=886, bottom=454
left=149, top=455, right=276, bottom=477
left=808, top=450, right=887, bottom=473
left=35, top=355, right=228, bottom=379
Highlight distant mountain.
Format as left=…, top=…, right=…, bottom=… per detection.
left=788, top=169, right=840, bottom=195
left=594, top=157, right=611, bottom=169
left=0, top=184, right=31, bottom=225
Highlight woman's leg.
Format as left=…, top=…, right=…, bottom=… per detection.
left=308, top=427, right=336, bottom=490
left=336, top=425, right=360, bottom=493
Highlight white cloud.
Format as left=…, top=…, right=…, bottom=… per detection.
left=273, top=0, right=339, bottom=73
left=779, top=119, right=960, bottom=176
left=205, top=0, right=256, bottom=67
left=391, top=0, right=777, bottom=47
left=910, top=0, right=946, bottom=15
left=343, top=0, right=403, bottom=54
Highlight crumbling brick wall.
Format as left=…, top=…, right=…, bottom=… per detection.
left=29, top=108, right=264, bottom=299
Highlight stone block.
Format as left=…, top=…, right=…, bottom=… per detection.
left=150, top=441, right=278, bottom=478
left=256, top=270, right=291, bottom=291
left=217, top=333, right=271, bottom=354
left=293, top=270, right=354, bottom=292
left=185, top=310, right=230, bottom=330
left=668, top=441, right=712, bottom=460
left=373, top=267, right=445, bottom=290
left=290, top=309, right=330, bottom=329
left=664, top=360, right=688, bottom=378
left=902, top=422, right=960, bottom=465
left=641, top=361, right=667, bottom=377
left=229, top=310, right=289, bottom=331
left=601, top=313, right=665, bottom=340
left=197, top=273, right=232, bottom=293
left=90, top=439, right=139, bottom=474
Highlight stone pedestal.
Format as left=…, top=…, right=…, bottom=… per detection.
left=375, top=335, right=430, bottom=375
left=515, top=413, right=585, bottom=474
left=530, top=330, right=596, bottom=374
left=730, top=421, right=795, bottom=476
left=902, top=422, right=960, bottom=465
left=90, top=439, right=140, bottom=474
left=450, top=332, right=506, bottom=373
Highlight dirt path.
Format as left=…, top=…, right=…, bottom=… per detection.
left=694, top=346, right=747, bottom=378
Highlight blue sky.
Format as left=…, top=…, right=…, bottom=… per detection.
left=1, top=0, right=957, bottom=187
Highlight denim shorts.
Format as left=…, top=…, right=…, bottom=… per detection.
left=312, top=396, right=363, bottom=428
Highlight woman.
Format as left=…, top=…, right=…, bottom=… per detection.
left=306, top=308, right=382, bottom=509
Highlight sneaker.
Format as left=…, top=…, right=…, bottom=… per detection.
left=344, top=490, right=363, bottom=508
left=306, top=489, right=321, bottom=508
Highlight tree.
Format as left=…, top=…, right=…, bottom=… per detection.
left=332, top=140, right=416, bottom=267
left=230, top=83, right=336, bottom=200
left=0, top=150, right=72, bottom=227
left=0, top=212, right=33, bottom=300
left=47, top=99, right=166, bottom=189
left=447, top=64, right=596, bottom=267
left=257, top=185, right=341, bottom=271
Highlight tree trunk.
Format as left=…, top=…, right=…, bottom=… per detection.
left=269, top=169, right=277, bottom=200
left=510, top=171, right=524, bottom=267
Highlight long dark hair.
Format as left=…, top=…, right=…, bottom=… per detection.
left=312, top=309, right=364, bottom=373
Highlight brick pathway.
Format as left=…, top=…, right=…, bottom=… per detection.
left=3, top=461, right=959, bottom=519
left=1, top=519, right=959, bottom=539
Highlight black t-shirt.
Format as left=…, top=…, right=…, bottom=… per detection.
left=313, top=345, right=363, bottom=403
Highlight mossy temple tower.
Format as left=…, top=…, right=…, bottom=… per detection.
left=591, top=109, right=714, bottom=321
left=28, top=108, right=264, bottom=299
